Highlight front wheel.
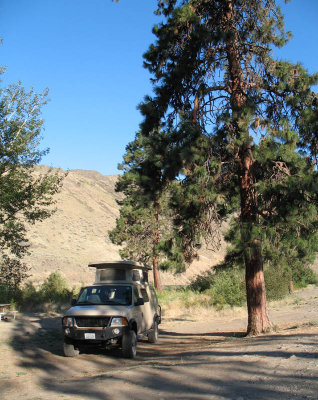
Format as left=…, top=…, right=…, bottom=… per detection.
left=122, top=330, right=137, bottom=359
left=63, top=340, right=80, bottom=357
left=148, top=321, right=158, bottom=343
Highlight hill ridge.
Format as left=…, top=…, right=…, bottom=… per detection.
left=25, top=167, right=226, bottom=286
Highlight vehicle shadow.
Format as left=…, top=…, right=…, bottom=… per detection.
left=5, top=314, right=318, bottom=400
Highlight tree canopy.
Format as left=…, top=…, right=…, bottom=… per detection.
left=0, top=76, right=64, bottom=290
left=135, top=0, right=318, bottom=335
left=109, top=130, right=182, bottom=291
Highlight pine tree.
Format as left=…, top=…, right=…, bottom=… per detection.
left=137, top=0, right=318, bottom=335
left=109, top=130, right=176, bottom=291
left=222, top=128, right=318, bottom=291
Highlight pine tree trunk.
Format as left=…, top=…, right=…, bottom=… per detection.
left=153, top=200, right=162, bottom=292
left=244, top=244, right=270, bottom=335
left=153, top=252, right=162, bottom=292
left=224, top=0, right=271, bottom=335
left=240, top=144, right=271, bottom=335
left=240, top=145, right=271, bottom=335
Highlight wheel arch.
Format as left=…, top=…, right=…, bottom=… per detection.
left=128, top=319, right=137, bottom=334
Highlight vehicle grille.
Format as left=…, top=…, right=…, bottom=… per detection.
left=74, top=317, right=111, bottom=327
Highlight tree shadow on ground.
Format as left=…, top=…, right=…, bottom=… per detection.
left=159, top=329, right=246, bottom=337
left=4, top=314, right=318, bottom=400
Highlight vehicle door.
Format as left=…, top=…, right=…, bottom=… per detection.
left=140, top=286, right=154, bottom=331
left=131, top=286, right=144, bottom=334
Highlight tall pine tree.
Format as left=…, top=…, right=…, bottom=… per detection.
left=137, top=0, right=318, bottom=335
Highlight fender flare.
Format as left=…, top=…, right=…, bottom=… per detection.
left=156, top=305, right=162, bottom=324
left=128, top=319, right=137, bottom=333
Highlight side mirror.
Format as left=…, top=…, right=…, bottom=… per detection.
left=135, top=297, right=144, bottom=306
left=71, top=298, right=77, bottom=306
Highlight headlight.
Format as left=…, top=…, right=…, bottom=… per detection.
left=111, top=317, right=127, bottom=326
left=62, top=317, right=74, bottom=327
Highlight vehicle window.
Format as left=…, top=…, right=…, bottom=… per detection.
left=100, top=269, right=126, bottom=281
left=77, top=285, right=132, bottom=305
left=133, top=287, right=140, bottom=303
left=140, top=288, right=149, bottom=303
left=132, top=270, right=141, bottom=281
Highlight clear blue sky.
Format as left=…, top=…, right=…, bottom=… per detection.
left=1, top=0, right=317, bottom=175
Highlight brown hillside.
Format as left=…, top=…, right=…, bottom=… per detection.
left=24, top=167, right=227, bottom=286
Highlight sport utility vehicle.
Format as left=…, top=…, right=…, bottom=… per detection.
left=62, top=261, right=161, bottom=358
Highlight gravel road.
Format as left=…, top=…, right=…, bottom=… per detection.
left=0, top=285, right=318, bottom=400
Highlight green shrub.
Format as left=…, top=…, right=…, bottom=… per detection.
left=292, top=265, right=318, bottom=289
left=0, top=285, right=11, bottom=303
left=206, top=267, right=246, bottom=308
left=0, top=284, right=20, bottom=307
left=264, top=263, right=291, bottom=301
left=264, top=263, right=318, bottom=299
left=17, top=272, right=76, bottom=311
left=191, top=261, right=318, bottom=308
left=189, top=269, right=215, bottom=292
left=39, top=272, right=70, bottom=302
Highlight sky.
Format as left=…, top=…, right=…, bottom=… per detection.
left=1, top=0, right=318, bottom=175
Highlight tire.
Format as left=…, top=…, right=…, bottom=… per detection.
left=63, top=340, right=80, bottom=357
left=148, top=321, right=158, bottom=343
left=122, top=330, right=137, bottom=359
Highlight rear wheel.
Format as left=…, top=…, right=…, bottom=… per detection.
left=122, top=330, right=137, bottom=359
left=63, top=340, right=80, bottom=357
left=148, top=321, right=158, bottom=343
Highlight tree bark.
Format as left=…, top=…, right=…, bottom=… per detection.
left=239, top=143, right=271, bottom=335
left=224, top=0, right=271, bottom=335
left=153, top=200, right=162, bottom=292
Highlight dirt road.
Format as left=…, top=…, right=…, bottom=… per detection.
left=1, top=286, right=318, bottom=400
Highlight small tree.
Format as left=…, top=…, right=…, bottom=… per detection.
left=109, top=131, right=176, bottom=291
left=0, top=78, right=64, bottom=292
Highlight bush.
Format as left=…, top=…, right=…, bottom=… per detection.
left=207, top=267, right=246, bottom=308
left=0, top=285, right=19, bottom=309
left=190, top=266, right=246, bottom=308
left=9, top=272, right=77, bottom=311
left=39, top=272, right=71, bottom=302
left=191, top=261, right=318, bottom=308
left=264, top=263, right=318, bottom=300
left=292, top=265, right=318, bottom=289
left=264, top=263, right=291, bottom=301
left=189, top=269, right=215, bottom=292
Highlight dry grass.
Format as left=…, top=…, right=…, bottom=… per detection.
left=158, top=288, right=247, bottom=322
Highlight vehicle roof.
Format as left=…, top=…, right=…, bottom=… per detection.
left=88, top=260, right=152, bottom=270
left=86, top=283, right=134, bottom=287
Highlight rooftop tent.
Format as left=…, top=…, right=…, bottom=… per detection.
left=88, top=261, right=151, bottom=284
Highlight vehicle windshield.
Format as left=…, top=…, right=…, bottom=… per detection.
left=76, top=285, right=132, bottom=306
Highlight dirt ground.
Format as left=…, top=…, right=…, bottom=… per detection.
left=1, top=286, right=318, bottom=400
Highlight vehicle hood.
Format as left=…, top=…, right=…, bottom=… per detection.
left=65, top=305, right=131, bottom=317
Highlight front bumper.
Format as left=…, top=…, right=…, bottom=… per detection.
left=62, top=321, right=129, bottom=344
